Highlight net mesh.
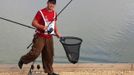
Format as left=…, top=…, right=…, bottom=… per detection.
left=60, top=36, right=82, bottom=64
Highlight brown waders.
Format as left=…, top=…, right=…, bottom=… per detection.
left=20, top=34, right=54, bottom=73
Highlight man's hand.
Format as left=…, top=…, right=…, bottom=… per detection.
left=56, top=33, right=61, bottom=38
left=43, top=26, right=48, bottom=31
left=32, top=18, right=48, bottom=31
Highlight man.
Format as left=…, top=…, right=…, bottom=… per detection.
left=18, top=0, right=60, bottom=75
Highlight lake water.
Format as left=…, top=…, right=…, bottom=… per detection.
left=0, top=0, right=134, bottom=64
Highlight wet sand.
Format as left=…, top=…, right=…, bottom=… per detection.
left=0, top=63, right=134, bottom=75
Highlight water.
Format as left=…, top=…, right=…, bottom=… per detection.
left=1, top=0, right=134, bottom=64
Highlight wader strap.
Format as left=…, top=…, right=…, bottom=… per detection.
left=39, top=10, right=48, bottom=26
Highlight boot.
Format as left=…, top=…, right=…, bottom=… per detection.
left=18, top=60, right=23, bottom=69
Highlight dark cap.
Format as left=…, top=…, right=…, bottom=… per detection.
left=48, top=0, right=56, bottom=4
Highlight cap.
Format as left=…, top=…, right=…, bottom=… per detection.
left=48, top=0, right=56, bottom=4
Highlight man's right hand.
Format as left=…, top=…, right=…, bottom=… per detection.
left=32, top=19, right=48, bottom=31
left=43, top=26, right=48, bottom=31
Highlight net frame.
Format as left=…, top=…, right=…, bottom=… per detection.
left=60, top=36, right=82, bottom=64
